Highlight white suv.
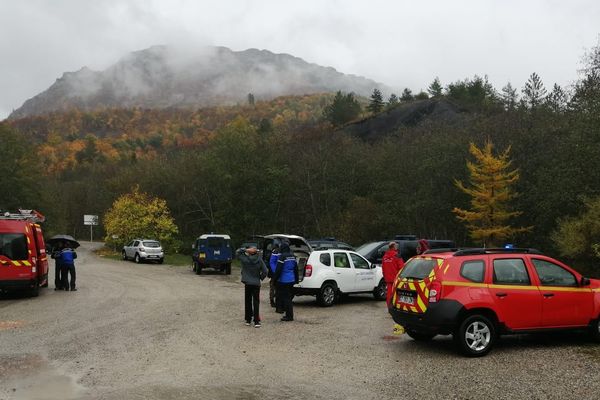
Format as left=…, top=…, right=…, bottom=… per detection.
left=122, top=239, right=164, bottom=264
left=294, top=249, right=386, bottom=306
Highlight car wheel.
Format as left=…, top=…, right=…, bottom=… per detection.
left=373, top=279, right=386, bottom=301
left=134, top=253, right=141, bottom=264
left=30, top=283, right=40, bottom=297
left=406, top=329, right=436, bottom=341
left=590, top=318, right=600, bottom=342
left=122, top=251, right=127, bottom=261
left=454, top=314, right=496, bottom=357
left=317, top=282, right=337, bottom=307
left=195, top=263, right=202, bottom=275
left=225, top=263, right=231, bottom=275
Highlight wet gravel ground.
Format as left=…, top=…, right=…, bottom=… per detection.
left=1, top=243, right=599, bottom=399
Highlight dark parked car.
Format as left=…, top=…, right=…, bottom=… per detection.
left=356, top=236, right=455, bottom=264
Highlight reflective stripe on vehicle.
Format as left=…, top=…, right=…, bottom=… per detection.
left=442, top=281, right=594, bottom=293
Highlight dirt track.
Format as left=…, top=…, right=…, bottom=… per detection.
left=1, top=243, right=599, bottom=399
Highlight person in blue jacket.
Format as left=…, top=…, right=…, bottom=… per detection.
left=269, top=243, right=281, bottom=311
left=60, top=246, right=78, bottom=291
left=273, top=241, right=298, bottom=321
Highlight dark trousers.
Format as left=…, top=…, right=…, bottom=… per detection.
left=244, top=284, right=261, bottom=323
left=54, top=263, right=63, bottom=288
left=61, top=264, right=76, bottom=290
left=269, top=278, right=277, bottom=307
left=277, top=283, right=294, bottom=320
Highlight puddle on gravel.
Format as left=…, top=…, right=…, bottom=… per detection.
left=0, top=354, right=84, bottom=400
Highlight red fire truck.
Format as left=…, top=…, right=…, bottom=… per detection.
left=0, top=209, right=49, bottom=296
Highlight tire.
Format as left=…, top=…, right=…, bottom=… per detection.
left=406, top=329, right=436, bottom=342
left=122, top=251, right=127, bottom=261
left=373, top=279, right=386, bottom=301
left=30, top=283, right=40, bottom=297
left=317, top=282, right=337, bottom=307
left=590, top=318, right=600, bottom=342
left=195, top=262, right=202, bottom=275
left=454, top=314, right=496, bottom=357
left=158, top=258, right=164, bottom=264
left=134, top=253, right=141, bottom=264
left=225, top=263, right=231, bottom=275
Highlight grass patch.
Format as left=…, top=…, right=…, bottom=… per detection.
left=94, top=246, right=191, bottom=266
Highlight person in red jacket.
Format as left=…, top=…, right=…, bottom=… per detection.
left=382, top=242, right=404, bottom=305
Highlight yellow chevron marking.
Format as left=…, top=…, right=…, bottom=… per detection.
left=416, top=294, right=426, bottom=311
left=22, top=261, right=31, bottom=267
left=12, top=261, right=21, bottom=266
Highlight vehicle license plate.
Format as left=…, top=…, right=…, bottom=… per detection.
left=397, top=290, right=415, bottom=305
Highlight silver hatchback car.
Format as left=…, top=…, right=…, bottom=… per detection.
left=122, top=239, right=164, bottom=264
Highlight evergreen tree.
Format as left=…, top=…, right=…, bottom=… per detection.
left=427, top=77, right=443, bottom=97
left=367, top=88, right=384, bottom=113
left=400, top=88, right=414, bottom=102
left=500, top=82, right=518, bottom=110
left=387, top=93, right=399, bottom=108
left=453, top=140, right=531, bottom=247
left=545, top=83, right=568, bottom=113
left=522, top=72, right=547, bottom=109
left=415, top=91, right=429, bottom=100
left=323, top=91, right=362, bottom=126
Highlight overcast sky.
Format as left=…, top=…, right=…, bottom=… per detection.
left=1, top=0, right=599, bottom=119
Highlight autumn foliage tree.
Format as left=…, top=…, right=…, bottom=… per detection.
left=103, top=187, right=179, bottom=251
left=453, top=140, right=530, bottom=247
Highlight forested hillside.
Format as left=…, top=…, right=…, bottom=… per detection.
left=3, top=44, right=600, bottom=272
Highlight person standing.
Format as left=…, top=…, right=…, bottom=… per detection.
left=238, top=247, right=268, bottom=328
left=382, top=242, right=404, bottom=305
left=60, top=246, right=78, bottom=291
left=269, top=243, right=281, bottom=312
left=51, top=241, right=64, bottom=290
left=274, top=242, right=298, bottom=322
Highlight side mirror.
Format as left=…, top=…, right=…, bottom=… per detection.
left=581, top=277, right=591, bottom=286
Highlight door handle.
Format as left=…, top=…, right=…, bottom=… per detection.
left=496, top=293, right=507, bottom=298
left=543, top=293, right=555, bottom=298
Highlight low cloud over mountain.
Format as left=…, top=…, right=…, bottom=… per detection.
left=10, top=45, right=388, bottom=119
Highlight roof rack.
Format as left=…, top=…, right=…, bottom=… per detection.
left=422, top=248, right=460, bottom=255
left=0, top=209, right=45, bottom=223
left=452, top=248, right=543, bottom=256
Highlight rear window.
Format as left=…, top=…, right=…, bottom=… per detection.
left=0, top=233, right=28, bottom=260
left=319, top=253, right=331, bottom=266
left=207, top=238, right=228, bottom=248
left=143, top=241, right=161, bottom=248
left=400, top=258, right=437, bottom=280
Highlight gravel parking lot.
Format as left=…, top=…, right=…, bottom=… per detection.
left=1, top=243, right=599, bottom=400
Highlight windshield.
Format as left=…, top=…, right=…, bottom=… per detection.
left=143, top=241, right=161, bottom=248
left=400, top=258, right=438, bottom=280
left=0, top=233, right=28, bottom=260
left=356, top=241, right=383, bottom=257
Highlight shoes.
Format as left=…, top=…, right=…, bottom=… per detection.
left=275, top=309, right=284, bottom=314
left=280, top=316, right=293, bottom=322
left=254, top=322, right=261, bottom=328
left=245, top=322, right=251, bottom=326
left=71, top=288, right=77, bottom=291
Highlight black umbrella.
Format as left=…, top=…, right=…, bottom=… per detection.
left=46, top=234, right=80, bottom=249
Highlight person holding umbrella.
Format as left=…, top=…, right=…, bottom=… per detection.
left=50, top=241, right=64, bottom=290
left=60, top=245, right=78, bottom=291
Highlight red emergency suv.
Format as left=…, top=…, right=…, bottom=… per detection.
left=389, top=248, right=600, bottom=356
left=0, top=210, right=49, bottom=296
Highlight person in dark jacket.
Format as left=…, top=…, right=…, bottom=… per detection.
left=269, top=243, right=281, bottom=311
left=273, top=242, right=298, bottom=321
left=60, top=246, right=78, bottom=291
left=238, top=247, right=268, bottom=327
left=51, top=241, right=64, bottom=290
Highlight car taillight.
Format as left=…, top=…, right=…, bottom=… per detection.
left=428, top=280, right=442, bottom=303
left=305, top=264, right=313, bottom=277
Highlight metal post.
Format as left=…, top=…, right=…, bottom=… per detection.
left=90, top=225, right=93, bottom=243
